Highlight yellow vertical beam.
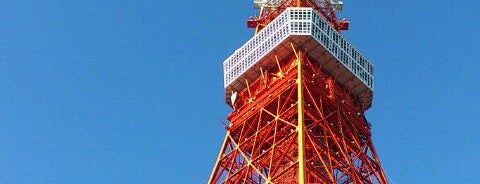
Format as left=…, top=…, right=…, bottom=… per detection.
left=245, top=79, right=252, bottom=98
left=255, top=7, right=264, bottom=35
left=296, top=50, right=306, bottom=184
left=208, top=132, right=230, bottom=184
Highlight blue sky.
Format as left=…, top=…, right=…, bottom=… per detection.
left=1, top=1, right=479, bottom=183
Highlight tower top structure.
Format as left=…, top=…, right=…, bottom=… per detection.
left=224, top=2, right=374, bottom=110
left=210, top=1, right=388, bottom=183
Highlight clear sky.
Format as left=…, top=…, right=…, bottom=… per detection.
left=0, top=1, right=479, bottom=184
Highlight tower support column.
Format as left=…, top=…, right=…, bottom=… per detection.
left=296, top=50, right=306, bottom=184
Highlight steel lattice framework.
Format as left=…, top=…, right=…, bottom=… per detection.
left=209, top=1, right=388, bottom=183
left=248, top=0, right=349, bottom=32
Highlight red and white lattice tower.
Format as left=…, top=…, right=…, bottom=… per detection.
left=209, top=1, right=388, bottom=183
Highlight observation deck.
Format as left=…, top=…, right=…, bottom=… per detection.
left=223, top=7, right=374, bottom=109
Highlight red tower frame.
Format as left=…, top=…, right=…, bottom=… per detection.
left=209, top=1, right=387, bottom=183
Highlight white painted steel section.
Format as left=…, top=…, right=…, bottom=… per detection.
left=328, top=0, right=344, bottom=10
left=223, top=7, right=374, bottom=91
left=253, top=0, right=281, bottom=9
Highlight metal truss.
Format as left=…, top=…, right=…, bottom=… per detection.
left=209, top=47, right=387, bottom=184
left=248, top=0, right=347, bottom=32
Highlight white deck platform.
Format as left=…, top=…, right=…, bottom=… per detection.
left=223, top=8, right=374, bottom=109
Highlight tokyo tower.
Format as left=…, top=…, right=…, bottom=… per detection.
left=209, top=0, right=388, bottom=183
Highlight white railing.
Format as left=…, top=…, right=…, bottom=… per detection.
left=223, top=9, right=290, bottom=87
left=223, top=7, right=374, bottom=90
left=308, top=8, right=374, bottom=89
